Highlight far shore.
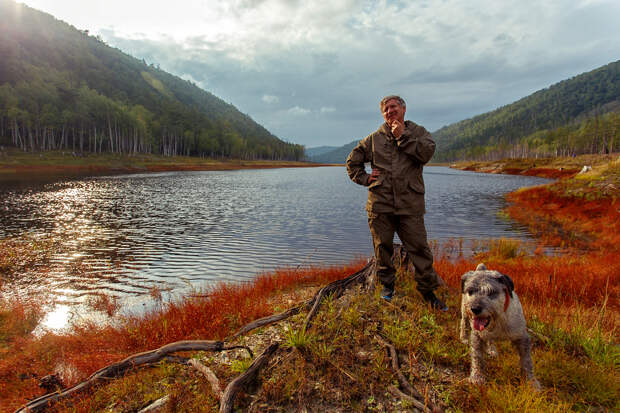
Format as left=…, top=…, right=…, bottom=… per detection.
left=0, top=148, right=338, bottom=181
left=448, top=153, right=619, bottom=178
left=2, top=147, right=617, bottom=183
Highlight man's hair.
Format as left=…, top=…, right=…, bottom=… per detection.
left=380, top=95, right=406, bottom=111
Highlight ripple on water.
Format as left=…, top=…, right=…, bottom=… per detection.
left=0, top=166, right=551, bottom=328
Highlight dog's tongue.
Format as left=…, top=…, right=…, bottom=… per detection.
left=473, top=317, right=487, bottom=331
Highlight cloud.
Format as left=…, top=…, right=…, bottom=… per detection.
left=45, top=0, right=620, bottom=147
left=287, top=106, right=311, bottom=116
left=262, top=94, right=279, bottom=104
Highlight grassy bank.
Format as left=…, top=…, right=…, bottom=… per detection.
left=1, top=157, right=619, bottom=412
left=450, top=153, right=619, bottom=178
left=0, top=148, right=331, bottom=181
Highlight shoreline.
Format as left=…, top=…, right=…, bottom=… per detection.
left=448, top=153, right=619, bottom=179
left=1, top=154, right=618, bottom=411
left=0, top=149, right=337, bottom=182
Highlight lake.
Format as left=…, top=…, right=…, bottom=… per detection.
left=0, top=166, right=549, bottom=329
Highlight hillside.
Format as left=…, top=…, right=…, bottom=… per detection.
left=305, top=145, right=338, bottom=158
left=307, top=140, right=357, bottom=163
left=0, top=0, right=304, bottom=160
left=433, top=60, right=619, bottom=161
left=307, top=61, right=619, bottom=164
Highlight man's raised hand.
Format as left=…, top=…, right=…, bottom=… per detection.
left=390, top=120, right=404, bottom=139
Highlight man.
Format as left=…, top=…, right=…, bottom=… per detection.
left=346, top=95, right=447, bottom=310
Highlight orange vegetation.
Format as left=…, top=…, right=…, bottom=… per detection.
left=2, top=165, right=619, bottom=410
left=0, top=260, right=366, bottom=411
left=435, top=253, right=618, bottom=332
left=506, top=186, right=620, bottom=251
left=519, top=167, right=579, bottom=179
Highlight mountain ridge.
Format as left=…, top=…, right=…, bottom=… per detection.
left=309, top=61, right=619, bottom=163
left=0, top=0, right=304, bottom=160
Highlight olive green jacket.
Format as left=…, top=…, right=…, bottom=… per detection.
left=346, top=120, right=435, bottom=215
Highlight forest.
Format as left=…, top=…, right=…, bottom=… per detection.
left=450, top=110, right=619, bottom=161
left=0, top=0, right=305, bottom=160
left=433, top=60, right=619, bottom=161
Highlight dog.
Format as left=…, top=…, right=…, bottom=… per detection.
left=460, top=263, right=540, bottom=389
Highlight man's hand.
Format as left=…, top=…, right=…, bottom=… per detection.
left=390, top=120, right=404, bottom=140
left=368, top=168, right=380, bottom=184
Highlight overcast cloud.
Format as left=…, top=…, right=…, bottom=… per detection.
left=21, top=0, right=620, bottom=147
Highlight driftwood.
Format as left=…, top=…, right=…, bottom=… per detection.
left=219, top=343, right=279, bottom=413
left=16, top=341, right=250, bottom=413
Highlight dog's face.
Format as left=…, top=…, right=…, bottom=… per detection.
left=461, top=264, right=514, bottom=333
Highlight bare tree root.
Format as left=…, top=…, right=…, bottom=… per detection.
left=387, top=385, right=431, bottom=413
left=376, top=335, right=442, bottom=413
left=16, top=341, right=250, bottom=412
left=228, top=305, right=305, bottom=340
left=303, top=260, right=375, bottom=330
left=137, top=395, right=170, bottom=413
left=188, top=359, right=223, bottom=400
left=219, top=343, right=280, bottom=413
left=18, top=258, right=389, bottom=412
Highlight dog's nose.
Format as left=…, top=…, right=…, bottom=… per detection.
left=471, top=306, right=482, bottom=315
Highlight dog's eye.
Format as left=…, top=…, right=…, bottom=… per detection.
left=466, top=289, right=475, bottom=296
left=488, top=290, right=499, bottom=298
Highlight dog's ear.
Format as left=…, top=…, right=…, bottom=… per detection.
left=497, top=273, right=514, bottom=297
left=460, top=271, right=474, bottom=292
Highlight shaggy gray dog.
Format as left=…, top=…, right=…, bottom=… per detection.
left=460, top=264, right=540, bottom=389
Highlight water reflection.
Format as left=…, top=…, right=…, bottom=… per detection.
left=38, top=303, right=71, bottom=331
left=0, top=166, right=550, bottom=329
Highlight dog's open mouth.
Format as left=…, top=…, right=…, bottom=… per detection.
left=473, top=316, right=490, bottom=331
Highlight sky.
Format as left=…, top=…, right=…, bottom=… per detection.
left=20, top=0, right=620, bottom=148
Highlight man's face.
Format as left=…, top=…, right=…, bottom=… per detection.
left=381, top=99, right=406, bottom=124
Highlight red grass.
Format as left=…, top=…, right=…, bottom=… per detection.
left=3, top=176, right=619, bottom=410
left=436, top=253, right=619, bottom=312
left=506, top=186, right=620, bottom=250
left=0, top=259, right=366, bottom=411
left=521, top=167, right=579, bottom=179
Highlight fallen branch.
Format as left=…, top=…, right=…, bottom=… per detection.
left=219, top=343, right=280, bottom=413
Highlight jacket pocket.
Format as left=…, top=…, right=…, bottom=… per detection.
left=408, top=174, right=425, bottom=194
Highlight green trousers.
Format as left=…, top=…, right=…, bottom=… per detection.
left=368, top=212, right=440, bottom=293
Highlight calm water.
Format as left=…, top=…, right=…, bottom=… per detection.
left=0, top=166, right=549, bottom=328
